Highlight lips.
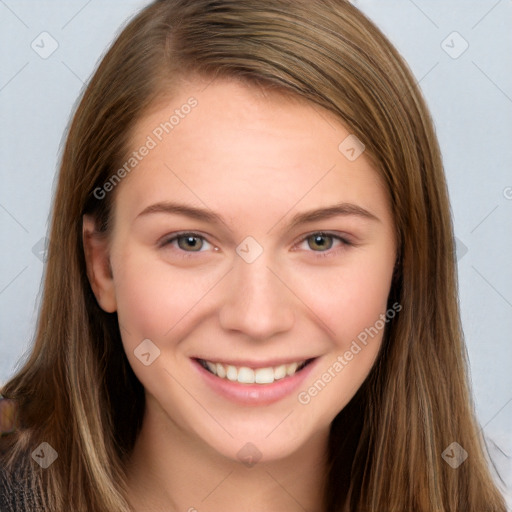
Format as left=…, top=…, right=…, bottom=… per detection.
left=192, top=356, right=320, bottom=406
left=196, top=358, right=314, bottom=384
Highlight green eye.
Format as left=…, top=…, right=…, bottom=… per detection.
left=176, top=234, right=204, bottom=252
left=307, top=233, right=335, bottom=251
left=296, top=231, right=352, bottom=259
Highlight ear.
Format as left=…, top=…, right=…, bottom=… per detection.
left=82, top=214, right=117, bottom=313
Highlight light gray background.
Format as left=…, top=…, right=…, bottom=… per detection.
left=1, top=0, right=511, bottom=506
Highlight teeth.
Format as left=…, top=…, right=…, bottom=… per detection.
left=215, top=363, right=226, bottom=378
left=200, top=359, right=309, bottom=384
left=255, top=367, right=275, bottom=384
left=273, top=364, right=287, bottom=380
left=226, top=365, right=238, bottom=381
left=286, top=362, right=298, bottom=376
left=237, top=367, right=255, bottom=384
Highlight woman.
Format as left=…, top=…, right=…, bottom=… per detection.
left=0, top=0, right=507, bottom=510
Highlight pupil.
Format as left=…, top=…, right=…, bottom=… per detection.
left=179, top=235, right=202, bottom=251
left=310, top=234, right=332, bottom=251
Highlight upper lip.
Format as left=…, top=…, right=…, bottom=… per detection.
left=193, top=356, right=317, bottom=369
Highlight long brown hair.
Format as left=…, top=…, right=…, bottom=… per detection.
left=0, top=1, right=507, bottom=510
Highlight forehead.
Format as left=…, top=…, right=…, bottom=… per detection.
left=112, top=77, right=391, bottom=230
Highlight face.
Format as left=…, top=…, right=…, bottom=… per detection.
left=84, top=77, right=397, bottom=463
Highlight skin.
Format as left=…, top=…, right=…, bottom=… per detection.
left=83, top=77, right=397, bottom=512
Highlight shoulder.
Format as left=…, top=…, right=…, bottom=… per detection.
left=0, top=449, right=45, bottom=512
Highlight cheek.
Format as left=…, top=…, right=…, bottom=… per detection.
left=111, top=249, right=217, bottom=350
left=289, top=254, right=394, bottom=422
left=114, top=266, right=167, bottom=341
left=292, top=254, right=394, bottom=346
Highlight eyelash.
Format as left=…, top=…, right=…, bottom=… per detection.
left=159, top=231, right=353, bottom=260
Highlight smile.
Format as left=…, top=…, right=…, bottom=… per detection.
left=192, top=355, right=319, bottom=406
left=197, top=358, right=314, bottom=384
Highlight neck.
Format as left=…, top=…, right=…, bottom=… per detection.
left=126, top=399, right=329, bottom=512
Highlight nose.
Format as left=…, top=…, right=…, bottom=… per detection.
left=218, top=254, right=295, bottom=340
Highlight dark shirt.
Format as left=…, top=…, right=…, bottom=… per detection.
left=0, top=458, right=44, bottom=512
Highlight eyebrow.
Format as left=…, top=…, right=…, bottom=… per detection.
left=135, top=200, right=380, bottom=231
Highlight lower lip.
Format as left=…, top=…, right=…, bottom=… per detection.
left=192, top=358, right=319, bottom=406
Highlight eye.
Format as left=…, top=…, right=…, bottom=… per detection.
left=160, top=232, right=214, bottom=254
left=296, top=232, right=352, bottom=258
left=158, top=230, right=352, bottom=260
